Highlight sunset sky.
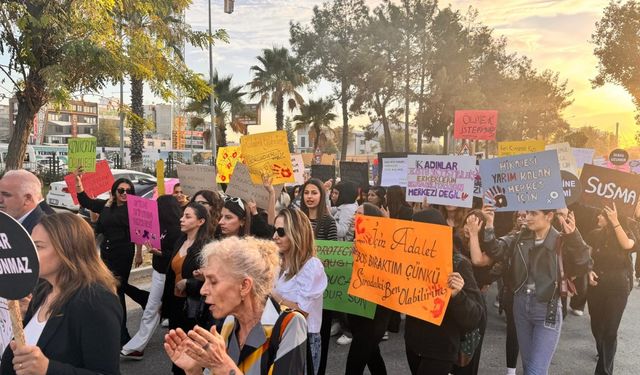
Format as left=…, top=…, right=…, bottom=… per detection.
left=1, top=1, right=637, bottom=146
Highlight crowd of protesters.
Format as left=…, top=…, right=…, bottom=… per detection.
left=0, top=166, right=638, bottom=375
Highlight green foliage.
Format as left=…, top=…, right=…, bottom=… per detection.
left=284, top=117, right=296, bottom=153
left=97, top=118, right=121, bottom=147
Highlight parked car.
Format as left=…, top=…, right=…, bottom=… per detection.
left=46, top=169, right=156, bottom=211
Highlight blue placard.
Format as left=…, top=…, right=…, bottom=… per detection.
left=479, top=150, right=565, bottom=211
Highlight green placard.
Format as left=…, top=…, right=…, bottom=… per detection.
left=68, top=137, right=97, bottom=172
left=316, top=240, right=376, bottom=319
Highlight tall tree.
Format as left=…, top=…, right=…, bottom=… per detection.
left=290, top=0, right=369, bottom=159
left=284, top=117, right=296, bottom=153
left=186, top=71, right=247, bottom=147
left=592, top=0, right=640, bottom=140
left=293, top=98, right=337, bottom=156
left=248, top=47, right=306, bottom=130
left=0, top=1, right=122, bottom=170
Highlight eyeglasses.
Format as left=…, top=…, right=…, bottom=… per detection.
left=274, top=227, right=286, bottom=237
left=224, top=196, right=245, bottom=211
left=117, top=188, right=133, bottom=195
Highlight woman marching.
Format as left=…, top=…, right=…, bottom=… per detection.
left=586, top=202, right=636, bottom=375
left=482, top=205, right=591, bottom=375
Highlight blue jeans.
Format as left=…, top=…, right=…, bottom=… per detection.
left=308, top=332, right=321, bottom=375
left=513, top=292, right=562, bottom=375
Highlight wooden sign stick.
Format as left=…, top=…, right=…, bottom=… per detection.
left=8, top=300, right=25, bottom=346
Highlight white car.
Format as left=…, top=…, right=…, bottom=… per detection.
left=46, top=169, right=156, bottom=211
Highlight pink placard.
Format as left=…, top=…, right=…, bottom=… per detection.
left=127, top=195, right=161, bottom=249
left=64, top=160, right=115, bottom=204
left=454, top=110, right=498, bottom=141
left=152, top=178, right=180, bottom=200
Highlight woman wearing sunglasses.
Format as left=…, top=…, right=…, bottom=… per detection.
left=75, top=172, right=146, bottom=346
left=272, top=207, right=327, bottom=375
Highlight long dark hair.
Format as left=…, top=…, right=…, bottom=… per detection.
left=184, top=202, right=213, bottom=249
left=368, top=186, right=386, bottom=207
left=300, top=178, right=329, bottom=219
left=361, top=202, right=384, bottom=217
left=110, top=178, right=135, bottom=208
left=157, top=195, right=182, bottom=233
left=386, top=185, right=410, bottom=219
left=193, top=189, right=224, bottom=232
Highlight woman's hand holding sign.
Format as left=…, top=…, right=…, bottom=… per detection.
left=448, top=272, right=465, bottom=298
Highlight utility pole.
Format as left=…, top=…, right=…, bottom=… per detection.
left=208, top=0, right=217, bottom=162
left=615, top=122, right=619, bottom=147
left=119, top=80, right=124, bottom=164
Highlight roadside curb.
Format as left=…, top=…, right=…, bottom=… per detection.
left=130, top=265, right=153, bottom=281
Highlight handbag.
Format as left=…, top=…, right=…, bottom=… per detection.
left=457, top=328, right=482, bottom=367
left=556, top=237, right=577, bottom=298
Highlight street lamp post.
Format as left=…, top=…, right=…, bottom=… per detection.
left=208, top=0, right=217, bottom=162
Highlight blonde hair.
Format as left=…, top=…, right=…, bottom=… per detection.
left=276, top=207, right=316, bottom=281
left=200, top=236, right=280, bottom=303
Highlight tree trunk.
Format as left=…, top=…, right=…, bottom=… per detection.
left=404, top=62, right=411, bottom=153
left=5, top=72, right=47, bottom=171
left=276, top=94, right=284, bottom=131
left=381, top=109, right=394, bottom=153
left=416, top=61, right=426, bottom=154
left=340, top=80, right=349, bottom=160
left=130, top=77, right=145, bottom=170
left=217, top=116, right=228, bottom=147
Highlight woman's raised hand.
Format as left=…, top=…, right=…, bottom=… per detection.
left=163, top=329, right=200, bottom=374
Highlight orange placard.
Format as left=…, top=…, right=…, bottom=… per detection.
left=348, top=215, right=453, bottom=326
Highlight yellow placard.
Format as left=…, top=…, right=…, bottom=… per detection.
left=156, top=160, right=165, bottom=196
left=497, top=140, right=545, bottom=157
left=216, top=146, right=243, bottom=183
left=348, top=215, right=453, bottom=326
left=240, top=131, right=295, bottom=184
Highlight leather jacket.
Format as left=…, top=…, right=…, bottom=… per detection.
left=483, top=226, right=591, bottom=303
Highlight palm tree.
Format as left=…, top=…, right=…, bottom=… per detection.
left=293, top=98, right=337, bottom=160
left=248, top=47, right=307, bottom=130
left=186, top=71, right=247, bottom=147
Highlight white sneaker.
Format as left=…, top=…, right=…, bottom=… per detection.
left=382, top=331, right=389, bottom=341
left=336, top=334, right=352, bottom=345
left=569, top=308, right=584, bottom=316
left=493, top=300, right=500, bottom=308
left=330, top=322, right=341, bottom=336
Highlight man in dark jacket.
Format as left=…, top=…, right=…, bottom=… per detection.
left=0, top=169, right=45, bottom=234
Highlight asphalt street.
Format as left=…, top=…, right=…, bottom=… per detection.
left=120, top=276, right=640, bottom=375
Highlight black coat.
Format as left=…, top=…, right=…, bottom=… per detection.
left=1, top=284, right=122, bottom=375
left=20, top=206, right=45, bottom=234
left=162, top=235, right=205, bottom=320
left=77, top=192, right=131, bottom=249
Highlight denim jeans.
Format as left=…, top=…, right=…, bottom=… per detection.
left=513, top=292, right=562, bottom=375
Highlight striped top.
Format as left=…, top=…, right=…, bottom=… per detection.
left=309, top=214, right=338, bottom=241
left=220, top=299, right=307, bottom=375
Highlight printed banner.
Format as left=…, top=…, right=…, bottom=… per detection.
left=479, top=150, right=565, bottom=211
left=629, top=159, right=640, bottom=174
left=340, top=161, right=369, bottom=188
left=67, top=136, right=97, bottom=172
left=225, top=163, right=283, bottom=209
left=546, top=142, right=577, bottom=175
left=64, top=160, right=115, bottom=205
left=311, top=164, right=335, bottom=183
left=348, top=215, right=453, bottom=326
left=572, top=148, right=595, bottom=175
left=216, top=146, right=243, bottom=183
left=240, top=131, right=295, bottom=184
left=497, top=140, right=545, bottom=157
left=453, top=110, right=498, bottom=141
left=579, top=164, right=640, bottom=218
left=561, top=170, right=582, bottom=206
left=380, top=155, right=408, bottom=187
left=405, top=155, right=476, bottom=207
left=127, top=195, right=161, bottom=249
left=290, top=154, right=306, bottom=185
left=176, top=164, right=217, bottom=197
left=315, top=240, right=376, bottom=319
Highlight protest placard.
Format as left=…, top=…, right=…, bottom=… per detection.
left=561, top=170, right=582, bottom=206
left=176, top=164, right=217, bottom=197
left=479, top=150, right=565, bottom=211
left=453, top=110, right=498, bottom=141
left=572, top=148, right=595, bottom=174
left=216, top=146, right=243, bottom=183
left=497, top=140, right=545, bottom=157
left=340, top=161, right=369, bottom=188
left=0, top=212, right=40, bottom=300
left=609, top=149, right=629, bottom=166
left=405, top=155, right=476, bottom=207
left=315, top=240, right=376, bottom=319
left=156, top=160, right=165, bottom=196
left=311, top=164, right=335, bottom=183
left=67, top=136, right=97, bottom=172
left=64, top=160, right=115, bottom=205
left=127, top=195, right=161, bottom=249
left=378, top=152, right=409, bottom=187
left=225, top=163, right=284, bottom=209
left=348, top=215, right=453, bottom=326
left=546, top=142, right=577, bottom=175
left=629, top=160, right=640, bottom=174
left=579, top=164, right=640, bottom=218
left=290, top=153, right=305, bottom=185
left=240, top=131, right=295, bottom=184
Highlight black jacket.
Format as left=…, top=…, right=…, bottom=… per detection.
left=77, top=192, right=131, bottom=250
left=1, top=284, right=122, bottom=375
left=20, top=206, right=45, bottom=234
left=162, top=235, right=205, bottom=319
left=483, top=226, right=591, bottom=302
left=404, top=252, right=484, bottom=362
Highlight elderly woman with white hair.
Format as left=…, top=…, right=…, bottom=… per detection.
left=164, top=236, right=308, bottom=375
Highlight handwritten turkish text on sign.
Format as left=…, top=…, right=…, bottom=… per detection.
left=127, top=195, right=161, bottom=249
left=545, top=142, right=577, bottom=175
left=349, top=215, right=453, bottom=326
left=453, top=110, right=498, bottom=141
left=340, top=161, right=369, bottom=188
left=225, top=163, right=283, bottom=210
left=579, top=164, right=640, bottom=218
left=176, top=164, right=217, bottom=197
left=479, top=150, right=565, bottom=211
left=572, top=148, right=595, bottom=175
left=497, top=140, right=545, bottom=157
left=68, top=137, right=97, bottom=172
left=406, top=155, right=476, bottom=207
left=216, top=146, right=243, bottom=183
left=290, top=154, right=306, bottom=185
left=240, top=131, right=295, bottom=184
left=316, top=240, right=376, bottom=319
left=64, top=160, right=114, bottom=205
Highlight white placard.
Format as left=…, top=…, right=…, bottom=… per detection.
left=405, top=155, right=477, bottom=207
left=381, top=158, right=408, bottom=187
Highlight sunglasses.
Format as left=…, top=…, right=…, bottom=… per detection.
left=117, top=188, right=133, bottom=195
left=274, top=227, right=286, bottom=237
left=224, top=196, right=245, bottom=211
